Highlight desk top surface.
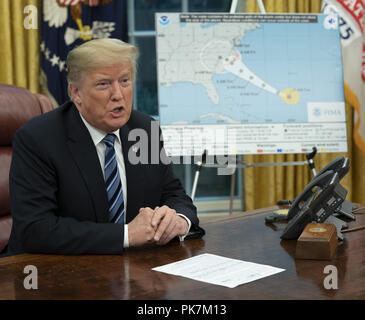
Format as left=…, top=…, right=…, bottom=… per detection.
left=1, top=206, right=365, bottom=300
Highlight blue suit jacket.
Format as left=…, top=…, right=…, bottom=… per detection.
left=6, top=101, right=198, bottom=255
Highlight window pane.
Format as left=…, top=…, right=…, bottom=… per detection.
left=134, top=37, right=158, bottom=116
left=170, top=157, right=239, bottom=199
left=188, top=0, right=232, bottom=12
left=134, top=0, right=181, bottom=31
left=193, top=167, right=238, bottom=198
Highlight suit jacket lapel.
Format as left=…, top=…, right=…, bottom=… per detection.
left=120, top=123, right=145, bottom=223
left=65, top=104, right=109, bottom=223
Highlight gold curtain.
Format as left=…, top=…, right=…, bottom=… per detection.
left=242, top=0, right=365, bottom=210
left=0, top=0, right=40, bottom=93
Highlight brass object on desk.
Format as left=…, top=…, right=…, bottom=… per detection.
left=295, top=223, right=338, bottom=260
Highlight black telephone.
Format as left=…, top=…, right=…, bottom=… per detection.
left=281, top=170, right=347, bottom=240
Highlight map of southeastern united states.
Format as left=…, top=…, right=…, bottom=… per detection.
left=158, top=21, right=260, bottom=104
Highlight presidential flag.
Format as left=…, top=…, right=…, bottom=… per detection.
left=322, top=0, right=365, bottom=155
left=41, top=0, right=128, bottom=106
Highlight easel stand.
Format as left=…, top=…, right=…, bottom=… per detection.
left=190, top=147, right=318, bottom=215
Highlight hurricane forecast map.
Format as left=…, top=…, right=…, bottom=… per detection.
left=156, top=13, right=347, bottom=156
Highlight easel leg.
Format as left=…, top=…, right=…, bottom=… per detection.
left=191, top=150, right=207, bottom=202
left=191, top=170, right=200, bottom=202
left=229, top=169, right=236, bottom=215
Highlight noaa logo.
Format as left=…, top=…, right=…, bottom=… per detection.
left=159, top=15, right=170, bottom=26
left=324, top=13, right=338, bottom=30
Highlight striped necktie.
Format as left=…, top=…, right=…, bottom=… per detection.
left=103, top=134, right=125, bottom=224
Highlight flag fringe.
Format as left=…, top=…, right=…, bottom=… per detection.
left=344, top=81, right=365, bottom=155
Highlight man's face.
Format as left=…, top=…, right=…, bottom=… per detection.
left=70, top=64, right=134, bottom=133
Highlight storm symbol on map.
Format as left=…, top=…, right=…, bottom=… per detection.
left=200, top=40, right=300, bottom=105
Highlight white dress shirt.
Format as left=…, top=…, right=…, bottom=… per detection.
left=80, top=114, right=130, bottom=247
left=79, top=113, right=191, bottom=247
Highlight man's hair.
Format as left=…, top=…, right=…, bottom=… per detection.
left=66, top=38, right=139, bottom=90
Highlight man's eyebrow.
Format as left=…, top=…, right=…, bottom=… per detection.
left=94, top=72, right=131, bottom=81
left=94, top=77, right=111, bottom=82
left=119, top=72, right=131, bottom=78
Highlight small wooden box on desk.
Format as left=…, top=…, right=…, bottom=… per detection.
left=295, top=223, right=338, bottom=260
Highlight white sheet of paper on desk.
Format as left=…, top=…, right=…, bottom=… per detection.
left=152, top=253, right=285, bottom=288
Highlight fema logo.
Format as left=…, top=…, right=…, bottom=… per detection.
left=159, top=15, right=170, bottom=26
left=313, top=108, right=321, bottom=117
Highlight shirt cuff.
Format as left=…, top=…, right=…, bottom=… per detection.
left=177, top=214, right=192, bottom=242
left=124, top=224, right=129, bottom=248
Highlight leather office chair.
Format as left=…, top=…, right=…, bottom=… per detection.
left=0, top=84, right=54, bottom=253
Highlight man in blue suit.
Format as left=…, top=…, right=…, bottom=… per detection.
left=6, top=38, right=199, bottom=255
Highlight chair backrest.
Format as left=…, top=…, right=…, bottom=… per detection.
left=0, top=84, right=54, bottom=253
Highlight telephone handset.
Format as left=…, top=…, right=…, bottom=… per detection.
left=281, top=170, right=347, bottom=240
left=276, top=157, right=349, bottom=209
left=316, top=156, right=349, bottom=181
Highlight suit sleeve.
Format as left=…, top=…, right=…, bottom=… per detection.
left=9, top=128, right=124, bottom=255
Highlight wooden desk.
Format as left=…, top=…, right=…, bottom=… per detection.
left=1, top=206, right=365, bottom=300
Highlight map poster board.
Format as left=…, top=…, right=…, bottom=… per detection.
left=155, top=13, right=347, bottom=157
